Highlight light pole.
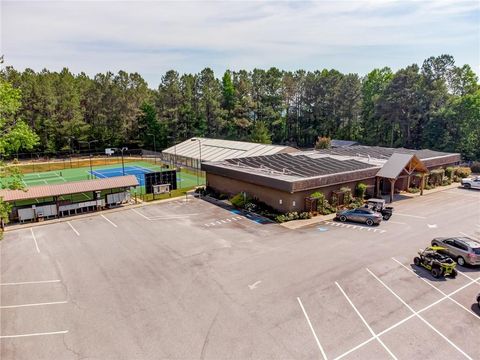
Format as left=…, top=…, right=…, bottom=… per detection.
left=190, top=138, right=202, bottom=185
left=80, top=140, right=98, bottom=179
left=119, top=147, right=128, bottom=175
left=148, top=133, right=157, bottom=164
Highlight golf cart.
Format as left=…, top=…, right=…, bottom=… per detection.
left=366, top=198, right=393, bottom=220
left=414, top=246, right=458, bottom=278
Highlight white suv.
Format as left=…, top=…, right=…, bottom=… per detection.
left=461, top=176, right=480, bottom=189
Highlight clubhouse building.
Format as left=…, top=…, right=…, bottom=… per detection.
left=202, top=145, right=461, bottom=212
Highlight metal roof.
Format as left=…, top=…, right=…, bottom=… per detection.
left=223, top=153, right=375, bottom=179
left=314, top=145, right=458, bottom=160
left=163, top=138, right=297, bottom=162
left=331, top=139, right=359, bottom=148
left=376, top=153, right=428, bottom=179
left=0, top=175, right=139, bottom=202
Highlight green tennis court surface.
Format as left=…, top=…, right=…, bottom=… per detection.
left=1, top=161, right=203, bottom=196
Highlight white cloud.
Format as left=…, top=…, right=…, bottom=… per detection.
left=1, top=0, right=478, bottom=86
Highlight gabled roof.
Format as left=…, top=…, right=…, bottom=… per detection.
left=376, top=153, right=428, bottom=179
left=0, top=175, right=138, bottom=202
left=162, top=137, right=297, bottom=162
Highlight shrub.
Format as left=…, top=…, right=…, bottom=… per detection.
left=407, top=187, right=420, bottom=193
left=340, top=186, right=352, bottom=204
left=219, top=194, right=228, bottom=200
left=315, top=136, right=331, bottom=149
left=355, top=183, right=368, bottom=199
left=445, top=167, right=454, bottom=179
left=275, top=214, right=286, bottom=223
left=299, top=212, right=312, bottom=220
left=429, top=169, right=444, bottom=186
left=470, top=161, right=480, bottom=174
left=455, top=167, right=471, bottom=179
left=424, top=184, right=433, bottom=190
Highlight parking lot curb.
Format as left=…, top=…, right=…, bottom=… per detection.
left=280, top=214, right=337, bottom=230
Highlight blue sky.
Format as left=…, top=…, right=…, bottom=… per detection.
left=1, top=0, right=479, bottom=87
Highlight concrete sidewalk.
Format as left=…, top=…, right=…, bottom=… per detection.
left=280, top=213, right=337, bottom=229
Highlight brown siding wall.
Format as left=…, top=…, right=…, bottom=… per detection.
left=207, top=173, right=375, bottom=213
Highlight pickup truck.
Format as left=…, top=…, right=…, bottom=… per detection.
left=461, top=176, right=480, bottom=189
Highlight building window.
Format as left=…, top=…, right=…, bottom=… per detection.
left=279, top=199, right=282, bottom=205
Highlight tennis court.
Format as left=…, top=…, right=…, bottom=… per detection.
left=2, top=161, right=202, bottom=191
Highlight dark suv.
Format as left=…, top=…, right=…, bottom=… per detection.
left=431, top=237, right=480, bottom=266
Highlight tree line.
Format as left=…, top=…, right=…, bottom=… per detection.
left=1, top=54, right=479, bottom=160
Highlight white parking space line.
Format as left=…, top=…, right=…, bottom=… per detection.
left=297, top=297, right=328, bottom=360
left=385, top=221, right=406, bottom=225
left=391, top=258, right=480, bottom=320
left=456, top=270, right=480, bottom=285
left=335, top=274, right=480, bottom=360
left=0, top=300, right=68, bottom=309
left=394, top=213, right=427, bottom=219
left=366, top=268, right=474, bottom=360
left=0, top=280, right=61, bottom=286
left=67, top=221, right=80, bottom=236
left=101, top=214, right=117, bottom=228
left=335, top=282, right=397, bottom=360
left=132, top=208, right=150, bottom=220
left=0, top=330, right=69, bottom=339
left=459, top=231, right=478, bottom=240
left=30, top=228, right=40, bottom=253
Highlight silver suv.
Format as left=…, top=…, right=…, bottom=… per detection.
left=431, top=237, right=480, bottom=266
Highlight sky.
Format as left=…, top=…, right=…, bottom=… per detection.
left=1, top=0, right=479, bottom=87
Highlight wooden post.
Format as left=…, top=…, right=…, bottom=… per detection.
left=376, top=177, right=380, bottom=197
left=420, top=174, right=425, bottom=196
left=406, top=175, right=411, bottom=190
left=389, top=178, right=396, bottom=203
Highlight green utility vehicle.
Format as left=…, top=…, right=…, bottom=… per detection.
left=413, top=246, right=458, bottom=278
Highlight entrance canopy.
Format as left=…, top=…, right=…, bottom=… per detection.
left=376, top=153, right=429, bottom=202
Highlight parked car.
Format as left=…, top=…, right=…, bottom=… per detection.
left=366, top=198, right=393, bottom=220
left=461, top=176, right=480, bottom=189
left=413, top=246, right=457, bottom=278
left=431, top=237, right=480, bottom=266
left=336, top=207, right=382, bottom=226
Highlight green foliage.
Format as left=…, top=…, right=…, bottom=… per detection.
left=444, top=167, right=454, bottom=179
left=315, top=136, right=331, bottom=149
left=471, top=161, right=480, bottom=174
left=340, top=186, right=352, bottom=204
left=310, top=191, right=324, bottom=199
left=250, top=121, right=271, bottom=144
left=454, top=167, right=472, bottom=178
left=407, top=187, right=420, bottom=193
left=355, top=183, right=368, bottom=199
left=275, top=211, right=311, bottom=223
left=230, top=192, right=250, bottom=208
left=0, top=53, right=478, bottom=161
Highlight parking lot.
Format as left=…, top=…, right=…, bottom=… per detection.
left=1, top=187, right=479, bottom=359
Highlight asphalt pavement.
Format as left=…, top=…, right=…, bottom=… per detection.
left=1, top=188, right=479, bottom=359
